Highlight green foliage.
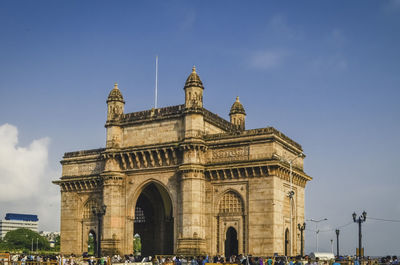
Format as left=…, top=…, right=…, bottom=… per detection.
left=88, top=233, right=95, bottom=255
left=53, top=234, right=60, bottom=251
left=1, top=228, right=50, bottom=251
left=133, top=235, right=141, bottom=255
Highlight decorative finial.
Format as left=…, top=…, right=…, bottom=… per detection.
left=236, top=96, right=240, bottom=102
left=192, top=65, right=196, bottom=73
left=114, top=82, right=118, bottom=89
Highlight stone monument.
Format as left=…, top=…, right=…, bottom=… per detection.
left=54, top=66, right=312, bottom=256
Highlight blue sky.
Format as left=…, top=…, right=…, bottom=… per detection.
left=1, top=0, right=400, bottom=256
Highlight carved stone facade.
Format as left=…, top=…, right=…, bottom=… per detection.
left=54, top=67, right=312, bottom=256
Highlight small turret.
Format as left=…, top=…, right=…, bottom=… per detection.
left=107, top=83, right=125, bottom=121
left=229, top=96, right=246, bottom=130
left=184, top=66, right=204, bottom=108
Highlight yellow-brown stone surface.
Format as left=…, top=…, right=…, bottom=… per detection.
left=54, top=68, right=312, bottom=257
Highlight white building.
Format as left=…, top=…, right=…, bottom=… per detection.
left=0, top=213, right=39, bottom=238
left=39, top=231, right=60, bottom=248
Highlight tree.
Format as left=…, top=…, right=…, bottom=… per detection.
left=3, top=228, right=50, bottom=251
left=88, top=233, right=95, bottom=255
left=54, top=234, right=60, bottom=251
left=133, top=234, right=141, bottom=255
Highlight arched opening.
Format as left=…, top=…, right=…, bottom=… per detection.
left=134, top=182, right=173, bottom=256
left=88, top=230, right=97, bottom=256
left=218, top=191, right=244, bottom=255
left=225, top=227, right=238, bottom=258
left=285, top=228, right=289, bottom=256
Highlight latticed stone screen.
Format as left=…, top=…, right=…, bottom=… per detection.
left=219, top=191, right=243, bottom=214
left=134, top=206, right=146, bottom=223
left=83, top=199, right=98, bottom=219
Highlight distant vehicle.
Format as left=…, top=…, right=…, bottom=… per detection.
left=309, top=252, right=335, bottom=261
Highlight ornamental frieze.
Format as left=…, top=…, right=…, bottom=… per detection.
left=62, top=162, right=104, bottom=176
left=210, top=146, right=249, bottom=162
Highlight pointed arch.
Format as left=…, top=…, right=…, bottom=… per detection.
left=128, top=178, right=175, bottom=219
left=126, top=179, right=175, bottom=256
left=83, top=198, right=99, bottom=220
left=285, top=228, right=290, bottom=256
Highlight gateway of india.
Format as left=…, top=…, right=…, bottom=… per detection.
left=54, top=67, right=312, bottom=257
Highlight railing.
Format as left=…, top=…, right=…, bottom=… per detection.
left=0, top=257, right=111, bottom=265
left=0, top=254, right=390, bottom=265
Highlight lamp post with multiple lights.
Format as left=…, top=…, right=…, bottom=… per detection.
left=274, top=153, right=304, bottom=256
left=298, top=222, right=306, bottom=257
left=307, top=218, right=328, bottom=252
left=352, top=211, right=367, bottom=260
left=335, top=229, right=340, bottom=257
left=92, top=205, right=107, bottom=258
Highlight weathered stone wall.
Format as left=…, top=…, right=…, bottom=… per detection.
left=204, top=121, right=226, bottom=134
left=60, top=192, right=82, bottom=254
left=247, top=178, right=274, bottom=255
left=123, top=119, right=184, bottom=147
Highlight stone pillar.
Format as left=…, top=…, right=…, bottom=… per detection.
left=100, top=153, right=125, bottom=255
left=60, top=192, right=81, bottom=255
left=101, top=171, right=125, bottom=255
left=177, top=111, right=207, bottom=254
left=177, top=164, right=207, bottom=255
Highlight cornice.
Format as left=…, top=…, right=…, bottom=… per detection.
left=204, top=127, right=302, bottom=150
left=120, top=104, right=185, bottom=126
left=52, top=175, right=102, bottom=192
left=63, top=148, right=105, bottom=159
left=204, top=161, right=311, bottom=187
left=102, top=145, right=181, bottom=171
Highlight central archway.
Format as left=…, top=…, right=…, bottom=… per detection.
left=134, top=182, right=173, bottom=256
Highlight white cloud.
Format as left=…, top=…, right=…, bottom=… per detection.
left=249, top=50, right=287, bottom=70
left=0, top=124, right=50, bottom=201
left=0, top=123, right=60, bottom=231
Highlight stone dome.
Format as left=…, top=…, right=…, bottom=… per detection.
left=107, top=83, right=125, bottom=103
left=230, top=96, right=246, bottom=115
left=184, top=66, right=204, bottom=89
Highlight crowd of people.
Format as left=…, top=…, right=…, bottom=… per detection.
left=1, top=254, right=399, bottom=265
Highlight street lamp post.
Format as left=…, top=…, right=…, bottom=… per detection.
left=335, top=229, right=340, bottom=257
left=92, top=205, right=107, bottom=258
left=308, top=218, right=328, bottom=252
left=274, top=153, right=304, bottom=256
left=352, top=211, right=367, bottom=260
left=298, top=223, right=306, bottom=257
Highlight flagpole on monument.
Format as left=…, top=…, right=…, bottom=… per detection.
left=155, top=55, right=158, bottom=109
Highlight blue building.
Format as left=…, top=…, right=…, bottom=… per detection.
left=0, top=213, right=39, bottom=238
left=5, top=213, right=39, bottom=222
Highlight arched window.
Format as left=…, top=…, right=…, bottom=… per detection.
left=285, top=228, right=290, bottom=256
left=83, top=199, right=98, bottom=219
left=219, top=191, right=244, bottom=215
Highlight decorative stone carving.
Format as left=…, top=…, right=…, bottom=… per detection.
left=212, top=146, right=249, bottom=162
left=218, top=191, right=243, bottom=215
